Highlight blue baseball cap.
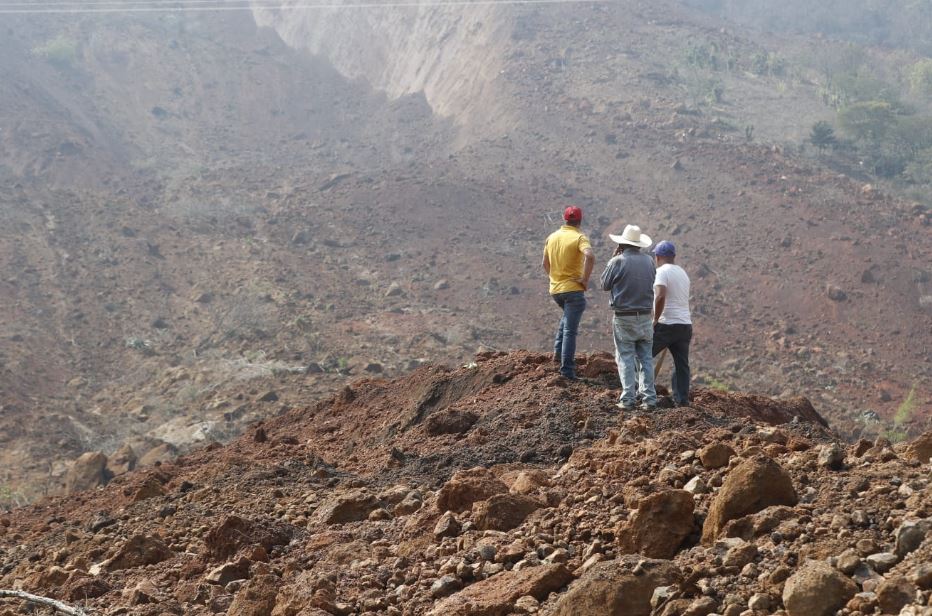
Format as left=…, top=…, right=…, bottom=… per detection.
left=652, top=241, right=676, bottom=257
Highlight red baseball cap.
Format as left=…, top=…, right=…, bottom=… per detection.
left=563, top=206, right=582, bottom=223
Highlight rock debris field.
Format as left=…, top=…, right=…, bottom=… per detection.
left=0, top=351, right=930, bottom=616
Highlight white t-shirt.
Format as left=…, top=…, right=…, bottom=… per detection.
left=655, top=264, right=691, bottom=325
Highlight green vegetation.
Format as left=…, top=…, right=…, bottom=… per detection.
left=32, top=34, right=79, bottom=68
left=125, top=337, right=155, bottom=355
left=0, top=484, right=26, bottom=510
left=809, top=121, right=838, bottom=153
left=909, top=59, right=932, bottom=96
left=680, top=69, right=727, bottom=107
left=838, top=101, right=896, bottom=142
left=894, top=385, right=918, bottom=427
left=905, top=147, right=932, bottom=184
left=683, top=42, right=726, bottom=71
left=684, top=1, right=932, bottom=56
left=750, top=51, right=786, bottom=77
left=793, top=44, right=932, bottom=198
left=707, top=377, right=731, bottom=392
left=177, top=384, right=202, bottom=405
left=676, top=40, right=792, bottom=108
left=884, top=385, right=919, bottom=443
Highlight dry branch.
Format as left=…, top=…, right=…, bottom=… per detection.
left=0, top=589, right=89, bottom=615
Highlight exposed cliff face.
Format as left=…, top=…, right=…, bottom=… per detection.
left=251, top=2, right=514, bottom=134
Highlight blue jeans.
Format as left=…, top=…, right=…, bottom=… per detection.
left=613, top=314, right=657, bottom=407
left=552, top=291, right=586, bottom=378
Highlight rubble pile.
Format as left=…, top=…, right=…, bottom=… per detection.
left=0, top=352, right=929, bottom=615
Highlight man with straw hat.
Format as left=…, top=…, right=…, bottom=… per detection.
left=543, top=206, right=595, bottom=380
left=600, top=224, right=657, bottom=410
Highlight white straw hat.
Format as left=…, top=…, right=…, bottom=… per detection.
left=609, top=224, right=653, bottom=249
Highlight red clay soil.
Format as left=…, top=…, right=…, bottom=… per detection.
left=2, top=351, right=930, bottom=616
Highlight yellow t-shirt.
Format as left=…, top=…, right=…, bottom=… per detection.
left=544, top=225, right=592, bottom=295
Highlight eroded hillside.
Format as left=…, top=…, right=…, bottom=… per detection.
left=0, top=0, right=929, bottom=502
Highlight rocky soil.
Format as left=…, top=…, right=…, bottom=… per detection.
left=0, top=351, right=929, bottom=616
left=0, top=0, right=929, bottom=502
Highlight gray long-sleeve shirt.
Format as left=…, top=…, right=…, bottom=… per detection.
left=600, top=248, right=656, bottom=312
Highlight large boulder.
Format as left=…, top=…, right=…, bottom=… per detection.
left=428, top=564, right=573, bottom=616
left=64, top=452, right=109, bottom=495
left=617, top=490, right=695, bottom=558
left=63, top=576, right=111, bottom=602
left=205, top=557, right=252, bottom=585
left=876, top=577, right=917, bottom=614
left=895, top=519, right=932, bottom=558
left=205, top=516, right=292, bottom=561
left=782, top=560, right=857, bottom=616
left=579, top=352, right=618, bottom=379
left=698, top=443, right=734, bottom=469
left=817, top=443, right=845, bottom=470
left=131, top=476, right=166, bottom=503
left=106, top=444, right=137, bottom=476
left=550, top=557, right=682, bottom=616
left=425, top=409, right=479, bottom=436
left=905, top=431, right=932, bottom=463
left=509, top=470, right=551, bottom=495
left=436, top=468, right=508, bottom=513
left=103, top=535, right=173, bottom=572
left=434, top=511, right=462, bottom=539
left=227, top=574, right=279, bottom=616
left=721, top=505, right=797, bottom=540
left=701, top=455, right=797, bottom=544
left=138, top=442, right=177, bottom=467
left=313, top=489, right=380, bottom=525
left=473, top=494, right=541, bottom=531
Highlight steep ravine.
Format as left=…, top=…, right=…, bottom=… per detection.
left=251, top=1, right=516, bottom=135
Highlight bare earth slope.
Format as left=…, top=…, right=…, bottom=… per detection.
left=0, top=0, right=929, bottom=500
left=0, top=351, right=929, bottom=615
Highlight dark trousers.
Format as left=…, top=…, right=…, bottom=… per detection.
left=652, top=323, right=692, bottom=405
left=552, top=291, right=586, bottom=378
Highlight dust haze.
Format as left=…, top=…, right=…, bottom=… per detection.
left=0, top=0, right=928, bottom=504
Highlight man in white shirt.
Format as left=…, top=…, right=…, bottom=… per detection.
left=651, top=241, right=692, bottom=406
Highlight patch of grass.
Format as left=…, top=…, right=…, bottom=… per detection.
left=750, top=50, right=786, bottom=77
left=894, top=385, right=918, bottom=427
left=0, top=484, right=26, bottom=510
left=33, top=34, right=79, bottom=68
left=708, top=377, right=731, bottom=392
left=177, top=384, right=202, bottom=405
left=125, top=337, right=155, bottom=356
left=883, top=428, right=909, bottom=443
left=884, top=384, right=918, bottom=443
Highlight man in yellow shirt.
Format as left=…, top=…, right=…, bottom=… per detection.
left=542, top=206, right=595, bottom=379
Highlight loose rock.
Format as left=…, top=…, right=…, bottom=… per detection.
left=782, top=560, right=857, bottom=616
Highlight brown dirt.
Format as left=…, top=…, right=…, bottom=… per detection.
left=0, top=0, right=928, bottom=503
left=0, top=350, right=928, bottom=616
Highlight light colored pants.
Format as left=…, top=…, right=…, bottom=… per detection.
left=613, top=313, right=657, bottom=407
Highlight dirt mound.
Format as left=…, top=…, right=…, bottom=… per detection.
left=1, top=0, right=929, bottom=508
left=250, top=351, right=831, bottom=484
left=2, top=351, right=927, bottom=615
left=691, top=389, right=829, bottom=428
